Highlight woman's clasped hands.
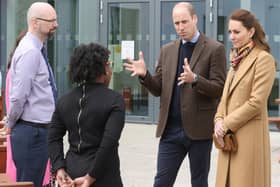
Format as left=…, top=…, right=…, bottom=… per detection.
left=56, top=169, right=96, bottom=187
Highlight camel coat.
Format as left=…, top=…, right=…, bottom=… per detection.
left=214, top=47, right=276, bottom=187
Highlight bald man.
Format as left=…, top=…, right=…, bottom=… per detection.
left=6, top=2, right=58, bottom=187
left=124, top=2, right=226, bottom=187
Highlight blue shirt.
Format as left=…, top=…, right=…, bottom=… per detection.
left=182, top=30, right=200, bottom=44
left=7, top=32, right=55, bottom=128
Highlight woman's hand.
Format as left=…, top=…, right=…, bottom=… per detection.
left=214, top=119, right=225, bottom=147
left=215, top=119, right=226, bottom=137
left=56, top=168, right=74, bottom=187
left=0, top=116, right=7, bottom=135
left=6, top=128, right=11, bottom=135
left=74, top=174, right=96, bottom=187
left=0, top=117, right=11, bottom=135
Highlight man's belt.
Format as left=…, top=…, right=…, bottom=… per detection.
left=17, top=119, right=49, bottom=129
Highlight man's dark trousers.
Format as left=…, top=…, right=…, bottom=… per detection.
left=11, top=121, right=48, bottom=187
left=153, top=125, right=212, bottom=187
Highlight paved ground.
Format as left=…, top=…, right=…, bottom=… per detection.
left=119, top=123, right=280, bottom=187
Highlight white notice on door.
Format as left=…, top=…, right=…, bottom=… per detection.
left=121, top=40, right=134, bottom=60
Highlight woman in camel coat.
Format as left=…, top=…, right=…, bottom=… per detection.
left=214, top=9, right=276, bottom=187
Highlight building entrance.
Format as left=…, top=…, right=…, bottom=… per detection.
left=100, top=0, right=212, bottom=123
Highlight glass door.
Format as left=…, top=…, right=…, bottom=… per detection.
left=100, top=0, right=155, bottom=122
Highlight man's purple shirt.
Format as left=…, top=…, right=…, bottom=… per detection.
left=7, top=32, right=55, bottom=128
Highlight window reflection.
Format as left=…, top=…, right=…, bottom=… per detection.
left=108, top=3, right=149, bottom=116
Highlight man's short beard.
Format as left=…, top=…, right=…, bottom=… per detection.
left=48, top=30, right=55, bottom=39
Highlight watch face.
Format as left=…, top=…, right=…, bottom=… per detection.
left=193, top=74, right=198, bottom=83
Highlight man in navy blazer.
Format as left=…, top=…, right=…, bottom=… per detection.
left=124, top=2, right=226, bottom=187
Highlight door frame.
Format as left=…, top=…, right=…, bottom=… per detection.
left=0, top=0, right=7, bottom=75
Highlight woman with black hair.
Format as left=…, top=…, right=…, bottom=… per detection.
left=48, top=43, right=125, bottom=187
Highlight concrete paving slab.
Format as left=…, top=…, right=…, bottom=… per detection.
left=119, top=123, right=280, bottom=187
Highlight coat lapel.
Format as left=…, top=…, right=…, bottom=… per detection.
left=166, top=40, right=181, bottom=84
left=228, top=48, right=260, bottom=95
left=189, top=34, right=206, bottom=69
left=223, top=68, right=235, bottom=109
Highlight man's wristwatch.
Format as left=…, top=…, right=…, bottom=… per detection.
left=192, top=73, right=198, bottom=84
left=139, top=70, right=148, bottom=83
